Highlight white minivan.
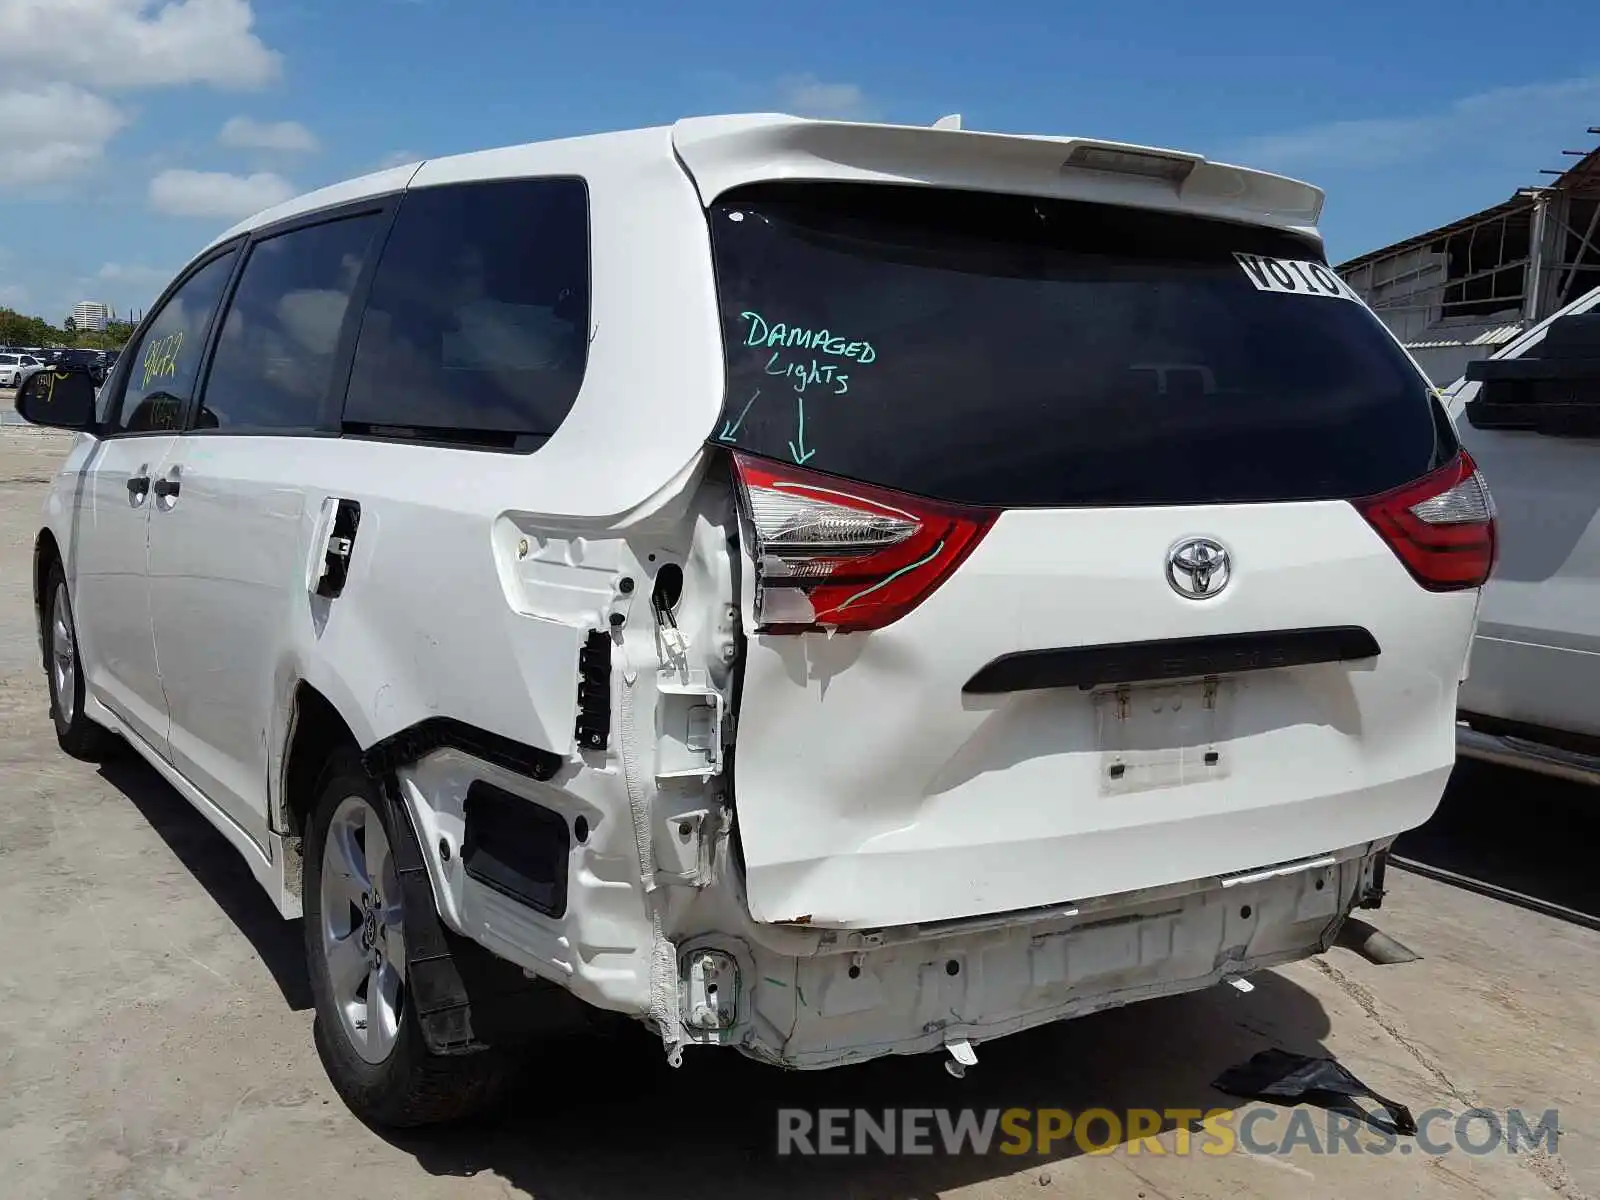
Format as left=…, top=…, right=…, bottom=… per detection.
left=19, top=114, right=1494, bottom=1127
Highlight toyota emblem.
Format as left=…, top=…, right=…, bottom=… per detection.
left=1166, top=537, right=1231, bottom=599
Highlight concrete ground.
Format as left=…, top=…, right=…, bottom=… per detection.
left=0, top=428, right=1596, bottom=1200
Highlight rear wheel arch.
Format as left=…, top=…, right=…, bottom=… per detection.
left=299, top=738, right=587, bottom=1126
left=281, top=682, right=361, bottom=840
left=302, top=747, right=515, bottom=1127
left=33, top=530, right=62, bottom=672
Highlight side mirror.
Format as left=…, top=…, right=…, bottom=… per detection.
left=1463, top=313, right=1600, bottom=434
left=15, top=368, right=97, bottom=431
left=1465, top=313, right=1600, bottom=386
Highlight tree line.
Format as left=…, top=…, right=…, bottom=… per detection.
left=0, top=307, right=137, bottom=351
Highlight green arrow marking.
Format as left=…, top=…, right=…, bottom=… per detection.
left=718, top=389, right=760, bottom=443
left=788, top=394, right=815, bottom=464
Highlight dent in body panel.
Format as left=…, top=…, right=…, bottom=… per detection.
left=299, top=478, right=588, bottom=759
left=727, top=501, right=1475, bottom=928
left=282, top=452, right=727, bottom=794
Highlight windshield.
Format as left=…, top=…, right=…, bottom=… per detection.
left=708, top=182, right=1453, bottom=508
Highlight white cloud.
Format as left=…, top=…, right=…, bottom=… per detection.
left=373, top=149, right=421, bottom=171
left=148, top=168, right=294, bottom=218
left=0, top=3, right=285, bottom=190
left=75, top=263, right=170, bottom=316
left=0, top=0, right=280, bottom=91
left=1228, top=75, right=1600, bottom=174
left=777, top=74, right=876, bottom=121
left=219, top=115, right=318, bottom=153
left=0, top=83, right=127, bottom=185
left=97, top=262, right=172, bottom=288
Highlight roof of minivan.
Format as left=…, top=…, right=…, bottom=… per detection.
left=205, top=114, right=1326, bottom=254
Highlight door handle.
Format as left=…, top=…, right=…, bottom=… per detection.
left=152, top=465, right=181, bottom=504
left=126, top=470, right=150, bottom=504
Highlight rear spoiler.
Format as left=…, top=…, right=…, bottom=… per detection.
left=671, top=115, right=1325, bottom=238
left=1464, top=313, right=1600, bottom=436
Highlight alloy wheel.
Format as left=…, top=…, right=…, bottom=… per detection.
left=320, top=795, right=407, bottom=1064
left=51, top=582, right=77, bottom=725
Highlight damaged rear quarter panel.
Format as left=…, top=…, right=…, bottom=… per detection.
left=259, top=132, right=725, bottom=801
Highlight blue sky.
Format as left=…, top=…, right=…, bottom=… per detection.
left=2, top=0, right=1598, bottom=325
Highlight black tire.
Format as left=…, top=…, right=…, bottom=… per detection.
left=303, top=748, right=511, bottom=1127
left=43, top=564, right=120, bottom=761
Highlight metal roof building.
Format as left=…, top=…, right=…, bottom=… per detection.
left=1335, top=128, right=1600, bottom=384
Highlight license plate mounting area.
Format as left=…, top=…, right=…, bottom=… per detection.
left=1093, top=677, right=1234, bottom=795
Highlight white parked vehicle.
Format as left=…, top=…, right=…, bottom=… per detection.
left=18, top=115, right=1495, bottom=1127
left=1, top=352, right=40, bottom=386
left=1441, top=286, right=1600, bottom=780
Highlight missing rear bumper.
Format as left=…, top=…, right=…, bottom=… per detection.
left=682, top=843, right=1377, bottom=1070
left=390, top=743, right=1386, bottom=1073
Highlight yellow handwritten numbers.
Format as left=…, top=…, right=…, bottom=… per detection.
left=141, top=330, right=184, bottom=390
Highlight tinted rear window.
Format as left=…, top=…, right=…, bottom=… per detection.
left=708, top=183, right=1453, bottom=507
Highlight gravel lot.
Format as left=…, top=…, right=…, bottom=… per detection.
left=1, top=428, right=1596, bottom=1200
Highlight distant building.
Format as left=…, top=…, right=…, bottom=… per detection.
left=1336, top=130, right=1600, bottom=385
left=72, top=301, right=110, bottom=333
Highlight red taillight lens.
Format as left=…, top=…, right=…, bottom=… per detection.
left=1352, top=449, right=1497, bottom=591
left=731, top=452, right=997, bottom=633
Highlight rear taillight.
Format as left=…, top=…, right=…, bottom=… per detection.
left=731, top=452, right=997, bottom=633
left=1352, top=449, right=1497, bottom=591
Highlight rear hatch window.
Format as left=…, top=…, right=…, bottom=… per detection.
left=708, top=182, right=1454, bottom=507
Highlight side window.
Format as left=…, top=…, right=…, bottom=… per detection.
left=113, top=250, right=238, bottom=434
left=343, top=177, right=590, bottom=446
left=199, top=213, right=385, bottom=432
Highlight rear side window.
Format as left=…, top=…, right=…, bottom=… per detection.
left=199, top=213, right=384, bottom=432
left=709, top=183, right=1453, bottom=507
left=343, top=177, right=590, bottom=448
left=114, top=249, right=238, bottom=434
